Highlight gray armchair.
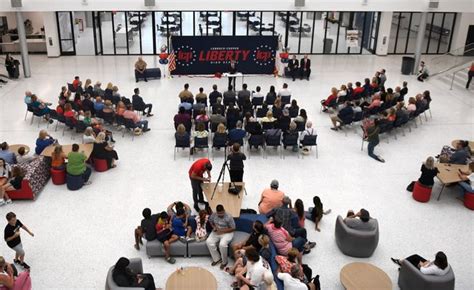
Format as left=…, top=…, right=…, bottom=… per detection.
left=105, top=258, right=145, bottom=290
left=335, top=215, right=379, bottom=258
left=398, top=259, right=455, bottom=290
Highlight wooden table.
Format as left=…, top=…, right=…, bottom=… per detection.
left=451, top=140, right=474, bottom=149
left=40, top=143, right=93, bottom=158
left=202, top=182, right=245, bottom=217
left=340, top=262, right=392, bottom=290
left=435, top=163, right=469, bottom=200
left=166, top=267, right=217, bottom=290
left=8, top=144, right=30, bottom=155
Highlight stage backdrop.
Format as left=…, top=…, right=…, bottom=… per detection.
left=171, top=36, right=278, bottom=75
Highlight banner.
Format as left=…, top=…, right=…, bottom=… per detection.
left=346, top=30, right=359, bottom=48
left=171, top=36, right=278, bottom=75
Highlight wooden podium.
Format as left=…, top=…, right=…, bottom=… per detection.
left=202, top=182, right=245, bottom=217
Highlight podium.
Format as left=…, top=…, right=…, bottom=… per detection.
left=223, top=72, right=244, bottom=88
left=202, top=182, right=245, bottom=217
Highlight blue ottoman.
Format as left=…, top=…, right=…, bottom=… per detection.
left=66, top=174, right=84, bottom=191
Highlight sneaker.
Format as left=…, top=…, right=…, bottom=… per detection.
left=179, top=236, right=187, bottom=243
left=306, top=241, right=317, bottom=248
left=142, top=128, right=151, bottom=132
left=48, top=119, right=54, bottom=124
left=303, top=248, right=311, bottom=254
left=211, top=259, right=222, bottom=266
left=330, top=127, right=338, bottom=131
left=0, top=200, right=5, bottom=206
left=378, top=157, right=385, bottom=163
left=5, top=199, right=12, bottom=204
left=84, top=181, right=92, bottom=185
left=146, top=113, right=154, bottom=117
left=391, top=258, right=401, bottom=266
left=186, top=237, right=195, bottom=242
left=166, top=257, right=176, bottom=264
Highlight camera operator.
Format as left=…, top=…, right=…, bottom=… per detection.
left=189, top=158, right=212, bottom=212
left=227, top=143, right=247, bottom=182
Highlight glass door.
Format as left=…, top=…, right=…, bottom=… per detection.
left=56, top=12, right=76, bottom=55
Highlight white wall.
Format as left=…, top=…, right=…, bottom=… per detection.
left=0, top=12, right=44, bottom=33
left=0, top=0, right=473, bottom=13
left=450, top=12, right=474, bottom=55
left=42, top=12, right=60, bottom=57
left=376, top=12, right=393, bottom=55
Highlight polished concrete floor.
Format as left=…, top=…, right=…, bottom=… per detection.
left=0, top=54, right=472, bottom=290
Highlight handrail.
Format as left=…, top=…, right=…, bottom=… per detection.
left=430, top=58, right=473, bottom=78
left=450, top=65, right=471, bottom=90
left=431, top=42, right=474, bottom=62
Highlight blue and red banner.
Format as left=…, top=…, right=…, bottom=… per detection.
left=170, top=36, right=278, bottom=75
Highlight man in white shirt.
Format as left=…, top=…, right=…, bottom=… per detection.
left=251, top=86, right=264, bottom=99
left=278, top=265, right=319, bottom=290
left=277, top=83, right=291, bottom=98
left=237, top=248, right=267, bottom=289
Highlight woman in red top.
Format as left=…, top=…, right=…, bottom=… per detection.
left=466, top=62, right=474, bottom=89
left=321, top=87, right=338, bottom=112
left=63, top=103, right=77, bottom=124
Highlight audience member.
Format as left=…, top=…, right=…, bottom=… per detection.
left=0, top=143, right=17, bottom=165
left=66, top=144, right=92, bottom=185
left=294, top=109, right=308, bottom=124
left=4, top=212, right=34, bottom=270
left=265, top=217, right=306, bottom=255
left=155, top=211, right=179, bottom=264
left=134, top=208, right=158, bottom=250
left=132, top=88, right=153, bottom=117
left=196, top=87, right=208, bottom=104
left=288, top=55, right=299, bottom=81
left=189, top=158, right=212, bottom=212
left=227, top=143, right=246, bottom=182
left=134, top=57, right=148, bottom=82
left=224, top=85, right=237, bottom=106
left=0, top=256, right=32, bottom=289
left=92, top=132, right=118, bottom=169
left=123, top=104, right=151, bottom=132
left=391, top=252, right=450, bottom=276
left=35, top=130, right=55, bottom=155
left=0, top=159, right=10, bottom=187
left=72, top=76, right=81, bottom=90
left=321, top=87, right=338, bottom=112
left=237, top=248, right=267, bottom=290
left=306, top=196, right=331, bottom=232
left=16, top=147, right=35, bottom=164
left=330, top=101, right=354, bottom=131
left=299, top=55, right=311, bottom=81
left=195, top=209, right=209, bottom=242
left=259, top=180, right=285, bottom=214
left=171, top=208, right=194, bottom=241
left=417, top=156, right=439, bottom=187
left=206, top=204, right=236, bottom=269
left=266, top=86, right=277, bottom=104
left=209, top=84, right=222, bottom=105
left=0, top=166, right=23, bottom=205
left=457, top=162, right=474, bottom=196
left=178, top=83, right=194, bottom=102
left=277, top=83, right=291, bottom=98
left=112, top=257, right=157, bottom=290
left=344, top=209, right=376, bottom=231
left=30, top=95, right=53, bottom=123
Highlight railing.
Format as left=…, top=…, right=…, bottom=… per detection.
left=449, top=65, right=471, bottom=90
left=429, top=43, right=474, bottom=76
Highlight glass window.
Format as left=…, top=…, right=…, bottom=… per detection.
left=439, top=13, right=455, bottom=54
left=235, top=11, right=251, bottom=36
left=395, top=12, right=410, bottom=53
left=428, top=13, right=443, bottom=54
left=299, top=12, right=314, bottom=54
left=422, top=13, right=434, bottom=53
left=311, top=12, right=325, bottom=53
left=113, top=11, right=127, bottom=54
left=221, top=12, right=233, bottom=36
left=140, top=12, right=154, bottom=54
left=100, top=12, right=114, bottom=55
left=181, top=12, right=193, bottom=36
left=57, top=12, right=74, bottom=54
left=287, top=11, right=302, bottom=53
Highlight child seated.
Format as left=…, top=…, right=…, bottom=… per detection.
left=194, top=209, right=209, bottom=242
left=16, top=147, right=35, bottom=164
left=226, top=249, right=247, bottom=288
left=1, top=166, right=24, bottom=205
left=171, top=208, right=194, bottom=241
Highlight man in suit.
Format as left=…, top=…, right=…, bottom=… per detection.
left=288, top=55, right=299, bottom=81
left=132, top=88, right=153, bottom=117
left=228, top=60, right=237, bottom=89
left=299, top=55, right=311, bottom=81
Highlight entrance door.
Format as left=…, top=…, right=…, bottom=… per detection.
left=464, top=25, right=474, bottom=56
left=56, top=12, right=76, bottom=55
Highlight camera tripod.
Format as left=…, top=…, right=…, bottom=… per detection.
left=210, top=146, right=248, bottom=200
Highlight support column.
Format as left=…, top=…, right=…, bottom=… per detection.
left=413, top=12, right=428, bottom=74
left=15, top=11, right=31, bottom=78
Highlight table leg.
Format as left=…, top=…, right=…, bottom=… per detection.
left=437, top=184, right=446, bottom=201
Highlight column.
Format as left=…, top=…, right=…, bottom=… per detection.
left=375, top=12, right=393, bottom=56
left=15, top=11, right=31, bottom=78
left=413, top=12, right=428, bottom=74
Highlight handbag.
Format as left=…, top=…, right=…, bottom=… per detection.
left=228, top=185, right=242, bottom=195
left=406, top=181, right=415, bottom=192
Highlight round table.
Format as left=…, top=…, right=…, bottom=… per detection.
left=8, top=144, right=30, bottom=155
left=340, top=262, right=392, bottom=290
left=451, top=139, right=474, bottom=149
left=166, top=267, right=217, bottom=290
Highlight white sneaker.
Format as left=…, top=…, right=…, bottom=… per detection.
left=0, top=200, right=5, bottom=206
left=5, top=199, right=12, bottom=204
left=84, top=181, right=92, bottom=185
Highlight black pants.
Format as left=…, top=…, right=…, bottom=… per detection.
left=143, top=103, right=153, bottom=115
left=467, top=71, right=473, bottom=88
left=292, top=227, right=307, bottom=240
left=405, top=254, right=427, bottom=269
left=229, top=169, right=243, bottom=182
left=135, top=70, right=147, bottom=82
left=300, top=68, right=311, bottom=80
left=137, top=273, right=156, bottom=290
left=290, top=69, right=298, bottom=81
left=228, top=77, right=236, bottom=89
left=190, top=177, right=205, bottom=210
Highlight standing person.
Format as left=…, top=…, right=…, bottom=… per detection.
left=206, top=204, right=235, bottom=269
left=209, top=84, right=222, bottom=106
left=134, top=57, right=148, bottom=82
left=417, top=61, right=429, bottom=82
left=466, top=62, right=474, bottom=89
left=132, top=88, right=153, bottom=117
left=4, top=53, right=17, bottom=79
left=299, top=55, right=311, bottom=81
left=227, top=143, right=247, bottom=182
left=4, top=212, right=34, bottom=270
left=66, top=144, right=92, bottom=185
left=366, top=119, right=385, bottom=163
left=379, top=69, right=387, bottom=87
left=189, top=158, right=212, bottom=212
left=288, top=55, right=299, bottom=81
left=228, top=60, right=238, bottom=89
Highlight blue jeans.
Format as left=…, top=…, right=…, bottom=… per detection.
left=137, top=120, right=148, bottom=130
left=292, top=237, right=306, bottom=252
left=368, top=140, right=383, bottom=162
left=459, top=182, right=474, bottom=196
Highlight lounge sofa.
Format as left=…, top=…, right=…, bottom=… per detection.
left=335, top=215, right=379, bottom=258
left=105, top=257, right=145, bottom=290
left=7, top=157, right=50, bottom=200
left=135, top=68, right=161, bottom=82
left=398, top=259, right=455, bottom=290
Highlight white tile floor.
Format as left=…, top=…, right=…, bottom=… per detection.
left=0, top=54, right=473, bottom=290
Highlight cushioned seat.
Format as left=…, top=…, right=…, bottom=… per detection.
left=66, top=174, right=84, bottom=191
left=93, top=158, right=108, bottom=172
left=464, top=192, right=474, bottom=210
left=335, top=215, right=379, bottom=258
left=412, top=181, right=432, bottom=203
left=135, top=68, right=161, bottom=82
left=398, top=259, right=455, bottom=290
left=51, top=168, right=66, bottom=185
left=145, top=239, right=187, bottom=258
left=105, top=258, right=145, bottom=290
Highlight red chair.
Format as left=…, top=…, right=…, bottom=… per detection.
left=412, top=181, right=432, bottom=202
left=93, top=158, right=108, bottom=172
left=464, top=193, right=474, bottom=210
left=50, top=168, right=66, bottom=185
left=7, top=180, right=35, bottom=200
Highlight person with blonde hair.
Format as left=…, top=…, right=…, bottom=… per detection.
left=83, top=127, right=96, bottom=144
left=84, top=78, right=93, bottom=94
left=51, top=145, right=67, bottom=170
left=321, top=87, right=338, bottom=112
left=417, top=156, right=439, bottom=187
left=91, top=132, right=118, bottom=169
left=104, top=82, right=114, bottom=102
left=34, top=130, right=55, bottom=155
left=0, top=256, right=32, bottom=289
left=261, top=111, right=276, bottom=123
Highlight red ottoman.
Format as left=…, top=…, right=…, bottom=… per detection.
left=412, top=181, right=432, bottom=202
left=464, top=193, right=474, bottom=210
left=93, top=158, right=108, bottom=172
left=50, top=168, right=66, bottom=185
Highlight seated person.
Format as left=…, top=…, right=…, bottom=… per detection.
left=178, top=83, right=194, bottom=103
left=155, top=211, right=179, bottom=264
left=0, top=166, right=24, bottom=205
left=306, top=196, right=331, bottom=232
left=278, top=264, right=319, bottom=290
left=134, top=57, right=148, bottom=82
left=228, top=121, right=246, bottom=145
left=16, top=147, right=35, bottom=164
left=226, top=248, right=248, bottom=288
left=261, top=111, right=276, bottom=124
left=417, top=156, right=439, bottom=187
left=112, top=257, right=157, bottom=290
left=366, top=94, right=382, bottom=110
left=258, top=180, right=284, bottom=214
left=93, top=96, right=105, bottom=112
left=344, top=208, right=376, bottom=231
left=206, top=204, right=235, bottom=269
left=209, top=84, right=222, bottom=105
left=195, top=109, right=209, bottom=123
left=63, top=103, right=78, bottom=124
left=457, top=162, right=474, bottom=196
left=193, top=122, right=209, bottom=140
left=195, top=209, right=209, bottom=242
left=294, top=109, right=308, bottom=124
left=132, top=88, right=153, bottom=117
left=272, top=98, right=283, bottom=120
left=212, top=97, right=225, bottom=115
left=92, top=132, right=119, bottom=169
left=83, top=127, right=96, bottom=144
left=134, top=208, right=158, bottom=250
left=115, top=101, right=126, bottom=116
left=275, top=248, right=304, bottom=281
left=391, top=251, right=450, bottom=275
left=449, top=141, right=470, bottom=164
left=264, top=217, right=306, bottom=255
left=210, top=108, right=226, bottom=127
left=235, top=248, right=266, bottom=290
left=231, top=220, right=265, bottom=254
left=321, top=87, right=338, bottom=112
left=195, top=87, right=208, bottom=104
left=123, top=104, right=151, bottom=132
left=330, top=102, right=354, bottom=131
left=35, top=130, right=56, bottom=155
left=0, top=142, right=17, bottom=164
left=174, top=106, right=191, bottom=128
left=299, top=121, right=316, bottom=147
left=407, top=97, right=417, bottom=112
left=167, top=201, right=192, bottom=216
left=51, top=145, right=67, bottom=170
left=66, top=144, right=92, bottom=185
left=30, top=95, right=53, bottom=123
left=171, top=208, right=194, bottom=241
left=223, top=85, right=237, bottom=106
left=102, top=100, right=114, bottom=114
left=258, top=234, right=272, bottom=262
left=0, top=256, right=32, bottom=290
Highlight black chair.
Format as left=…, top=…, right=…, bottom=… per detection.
left=281, top=95, right=291, bottom=106
left=55, top=114, right=66, bottom=132
left=378, top=120, right=396, bottom=142
left=64, top=117, right=76, bottom=139
left=301, top=135, right=318, bottom=158
left=123, top=118, right=138, bottom=141
left=247, top=134, right=265, bottom=159
left=262, top=121, right=275, bottom=131
left=282, top=132, right=299, bottom=159
left=174, top=134, right=191, bottom=160
left=67, top=83, right=76, bottom=92
left=295, top=121, right=306, bottom=132
left=115, top=115, right=126, bottom=128
left=75, top=121, right=87, bottom=134
left=277, top=118, right=290, bottom=131
left=193, top=136, right=210, bottom=160
left=251, top=97, right=264, bottom=108
left=211, top=133, right=227, bottom=159
left=265, top=94, right=276, bottom=106
left=289, top=107, right=299, bottom=118
left=24, top=104, right=34, bottom=121
left=47, top=110, right=59, bottom=130
left=256, top=107, right=268, bottom=118
left=102, top=112, right=115, bottom=125
left=264, top=130, right=282, bottom=159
